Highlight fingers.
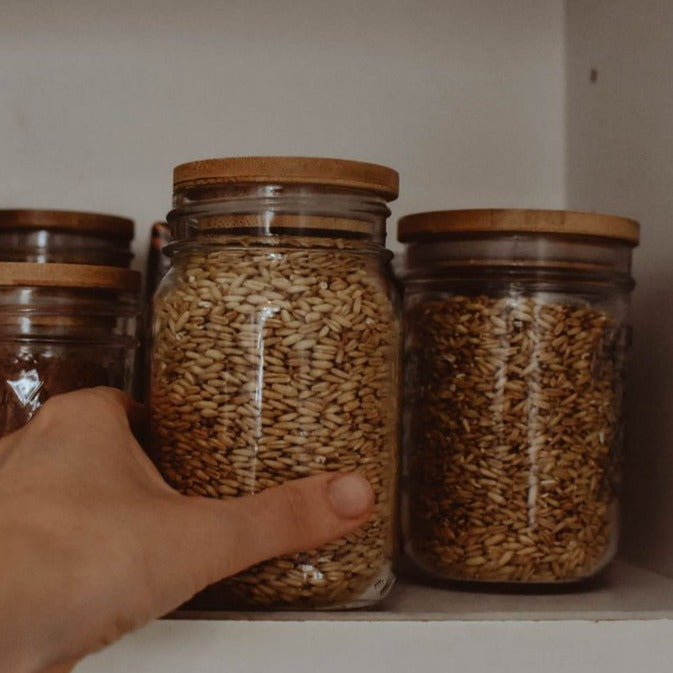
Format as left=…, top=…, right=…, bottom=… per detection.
left=222, top=472, right=375, bottom=563
left=165, top=472, right=375, bottom=591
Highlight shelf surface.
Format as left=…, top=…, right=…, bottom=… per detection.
left=175, top=560, right=673, bottom=622
left=74, top=561, right=673, bottom=673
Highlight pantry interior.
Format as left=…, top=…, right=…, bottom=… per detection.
left=1, top=1, right=672, bottom=670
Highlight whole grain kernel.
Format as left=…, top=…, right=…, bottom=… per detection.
left=404, top=294, right=626, bottom=583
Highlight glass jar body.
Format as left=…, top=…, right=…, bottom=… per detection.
left=0, top=285, right=140, bottom=436
left=400, top=232, right=634, bottom=584
left=150, top=186, right=401, bottom=608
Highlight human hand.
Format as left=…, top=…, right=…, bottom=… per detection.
left=0, top=387, right=374, bottom=673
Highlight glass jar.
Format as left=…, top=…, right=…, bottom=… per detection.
left=0, top=209, right=134, bottom=266
left=0, top=263, right=141, bottom=436
left=150, top=156, right=401, bottom=609
left=398, top=209, right=639, bottom=584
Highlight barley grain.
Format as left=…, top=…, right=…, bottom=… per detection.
left=151, top=236, right=399, bottom=607
left=404, top=294, right=626, bottom=583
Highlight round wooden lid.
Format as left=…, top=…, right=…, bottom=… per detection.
left=398, top=209, right=640, bottom=245
left=0, top=209, right=134, bottom=240
left=173, top=156, right=399, bottom=200
left=0, top=263, right=141, bottom=292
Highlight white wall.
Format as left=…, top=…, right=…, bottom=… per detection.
left=566, top=1, right=673, bottom=576
left=0, top=0, right=565, bottom=262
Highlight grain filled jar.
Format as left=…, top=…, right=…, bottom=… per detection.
left=150, top=156, right=401, bottom=608
left=0, top=263, right=141, bottom=436
left=398, top=209, right=639, bottom=584
left=0, top=209, right=134, bottom=266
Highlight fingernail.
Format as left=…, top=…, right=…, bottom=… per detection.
left=327, top=473, right=374, bottom=519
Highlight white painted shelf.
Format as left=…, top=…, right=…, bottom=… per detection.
left=171, top=561, right=673, bottom=622
left=75, top=561, right=673, bottom=673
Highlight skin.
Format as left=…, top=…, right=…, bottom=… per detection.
left=0, top=387, right=375, bottom=673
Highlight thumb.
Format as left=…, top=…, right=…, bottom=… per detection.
left=157, top=471, right=375, bottom=599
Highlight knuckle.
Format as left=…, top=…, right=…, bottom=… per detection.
left=31, top=391, right=76, bottom=426
left=85, top=387, right=127, bottom=417
left=32, top=387, right=125, bottom=431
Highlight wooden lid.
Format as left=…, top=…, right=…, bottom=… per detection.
left=398, top=209, right=640, bottom=245
left=0, top=209, right=134, bottom=239
left=0, top=263, right=141, bottom=292
left=173, top=156, right=399, bottom=200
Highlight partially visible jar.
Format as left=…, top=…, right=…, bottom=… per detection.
left=150, top=156, right=401, bottom=609
left=398, top=209, right=639, bottom=584
left=138, top=222, right=173, bottom=402
left=0, top=262, right=141, bottom=435
left=0, top=209, right=134, bottom=266
left=145, top=221, right=172, bottom=301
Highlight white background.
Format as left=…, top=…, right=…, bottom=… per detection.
left=566, top=0, right=673, bottom=577
left=0, top=0, right=565, bottom=258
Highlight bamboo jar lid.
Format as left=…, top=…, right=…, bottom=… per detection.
left=398, top=209, right=640, bottom=245
left=173, top=156, right=400, bottom=200
left=0, top=263, right=141, bottom=292
left=0, top=209, right=134, bottom=240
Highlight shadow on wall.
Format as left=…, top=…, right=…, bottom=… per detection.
left=620, top=271, right=673, bottom=574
